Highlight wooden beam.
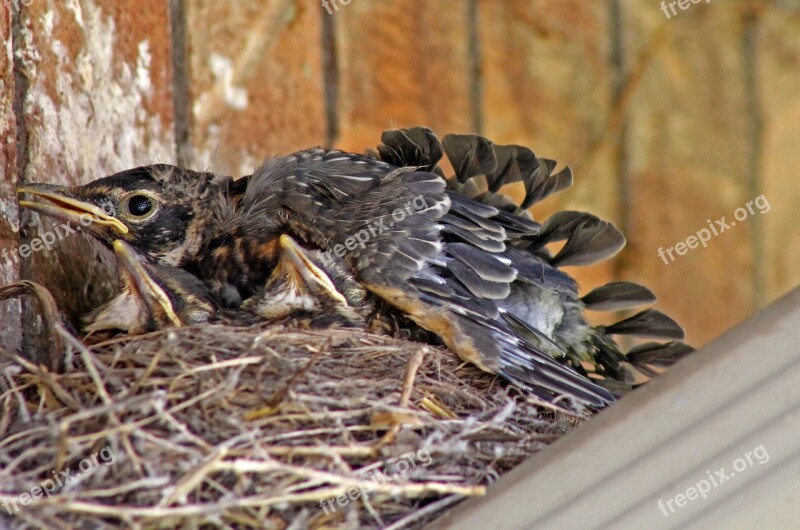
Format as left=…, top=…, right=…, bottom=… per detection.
left=434, top=287, right=800, bottom=528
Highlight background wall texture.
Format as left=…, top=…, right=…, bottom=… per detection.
left=1, top=0, right=798, bottom=356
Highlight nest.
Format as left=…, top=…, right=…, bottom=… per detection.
left=0, top=323, right=586, bottom=529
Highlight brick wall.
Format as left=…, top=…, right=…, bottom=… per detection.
left=1, top=0, right=798, bottom=357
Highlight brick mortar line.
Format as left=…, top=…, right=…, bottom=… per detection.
left=169, top=0, right=190, bottom=166
left=467, top=0, right=483, bottom=136
left=321, top=5, right=339, bottom=148
left=741, top=10, right=765, bottom=309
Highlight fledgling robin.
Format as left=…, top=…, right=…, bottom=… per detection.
left=85, top=240, right=215, bottom=334
left=19, top=127, right=692, bottom=406
left=85, top=236, right=364, bottom=335
left=240, top=234, right=365, bottom=327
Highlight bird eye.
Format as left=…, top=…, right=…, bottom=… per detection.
left=125, top=195, right=156, bottom=218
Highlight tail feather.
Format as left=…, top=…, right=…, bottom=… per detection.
left=604, top=309, right=685, bottom=340
left=520, top=161, right=573, bottom=210
left=377, top=127, right=443, bottom=171
left=626, top=341, right=695, bottom=377
left=371, top=126, right=692, bottom=398
left=549, top=216, right=626, bottom=267
left=441, top=134, right=498, bottom=183
left=582, top=281, right=656, bottom=312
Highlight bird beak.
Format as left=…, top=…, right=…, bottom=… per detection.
left=17, top=184, right=129, bottom=235
left=275, top=234, right=348, bottom=305
left=112, top=240, right=182, bottom=327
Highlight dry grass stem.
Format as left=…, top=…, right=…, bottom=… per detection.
left=1, top=323, right=583, bottom=528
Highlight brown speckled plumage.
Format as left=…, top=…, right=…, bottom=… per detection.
left=18, top=127, right=693, bottom=406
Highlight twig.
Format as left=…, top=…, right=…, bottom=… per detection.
left=375, top=347, right=428, bottom=448
left=382, top=494, right=466, bottom=530
left=58, top=328, right=145, bottom=476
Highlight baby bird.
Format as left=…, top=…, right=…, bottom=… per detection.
left=19, top=127, right=692, bottom=406
left=85, top=240, right=215, bottom=334
left=86, top=236, right=364, bottom=335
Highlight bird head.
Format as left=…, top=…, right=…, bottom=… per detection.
left=85, top=240, right=215, bottom=334
left=18, top=165, right=241, bottom=266
left=243, top=234, right=362, bottom=325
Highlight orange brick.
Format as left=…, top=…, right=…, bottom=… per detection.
left=333, top=0, right=473, bottom=153
left=620, top=1, right=755, bottom=346
left=759, top=8, right=800, bottom=306
left=184, top=0, right=327, bottom=176
left=478, top=0, right=617, bottom=306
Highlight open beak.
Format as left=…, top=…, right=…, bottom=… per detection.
left=112, top=240, right=181, bottom=327
left=18, top=184, right=129, bottom=235
left=276, top=234, right=348, bottom=305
